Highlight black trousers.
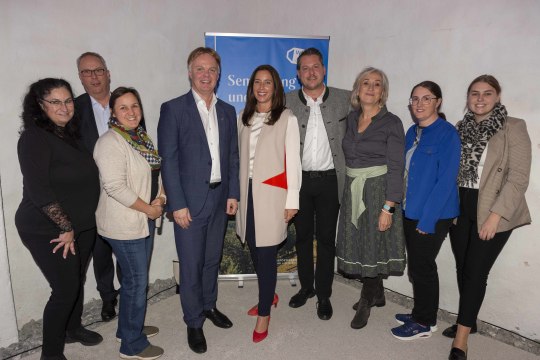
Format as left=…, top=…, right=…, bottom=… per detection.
left=449, top=187, right=511, bottom=327
left=92, top=233, right=120, bottom=302
left=19, top=228, right=95, bottom=357
left=293, top=172, right=339, bottom=299
left=404, top=217, right=453, bottom=326
left=245, top=182, right=278, bottom=317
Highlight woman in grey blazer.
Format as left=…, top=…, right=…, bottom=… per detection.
left=447, top=75, right=531, bottom=360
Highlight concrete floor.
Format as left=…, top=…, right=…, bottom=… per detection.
left=14, top=278, right=538, bottom=360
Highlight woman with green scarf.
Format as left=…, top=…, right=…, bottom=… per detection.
left=94, top=87, right=165, bottom=360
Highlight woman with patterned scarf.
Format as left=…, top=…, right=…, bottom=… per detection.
left=94, top=87, right=165, bottom=360
left=446, top=75, right=531, bottom=360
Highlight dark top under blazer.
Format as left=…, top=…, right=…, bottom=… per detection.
left=342, top=106, right=405, bottom=203
left=15, top=126, right=100, bottom=235
left=75, top=93, right=100, bottom=154
left=157, top=91, right=240, bottom=217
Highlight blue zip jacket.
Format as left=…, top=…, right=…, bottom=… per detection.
left=404, top=117, right=460, bottom=233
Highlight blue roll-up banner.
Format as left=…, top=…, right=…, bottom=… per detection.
left=205, top=33, right=330, bottom=279
left=205, top=33, right=330, bottom=114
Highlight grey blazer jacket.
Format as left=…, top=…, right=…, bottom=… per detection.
left=286, top=86, right=351, bottom=201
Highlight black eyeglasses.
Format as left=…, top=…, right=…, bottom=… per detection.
left=409, top=96, right=438, bottom=106
left=41, top=98, right=75, bottom=107
left=79, top=68, right=107, bottom=77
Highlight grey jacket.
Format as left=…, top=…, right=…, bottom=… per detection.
left=286, top=86, right=351, bottom=201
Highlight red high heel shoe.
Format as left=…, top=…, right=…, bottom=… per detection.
left=252, top=316, right=270, bottom=343
left=247, top=293, right=279, bottom=316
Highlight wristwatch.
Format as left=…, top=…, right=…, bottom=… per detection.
left=382, top=204, right=395, bottom=214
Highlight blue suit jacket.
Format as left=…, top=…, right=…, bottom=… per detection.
left=157, top=91, right=240, bottom=217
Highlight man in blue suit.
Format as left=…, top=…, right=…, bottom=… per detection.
left=157, top=47, right=239, bottom=354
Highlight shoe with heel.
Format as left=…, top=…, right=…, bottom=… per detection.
left=252, top=316, right=270, bottom=343
left=247, top=293, right=279, bottom=316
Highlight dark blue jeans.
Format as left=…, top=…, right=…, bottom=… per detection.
left=103, top=220, right=155, bottom=355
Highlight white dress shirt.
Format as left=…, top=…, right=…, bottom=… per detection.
left=90, top=96, right=111, bottom=136
left=193, top=90, right=221, bottom=183
left=301, top=86, right=334, bottom=171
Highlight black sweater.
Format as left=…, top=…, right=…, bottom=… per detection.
left=15, top=126, right=100, bottom=236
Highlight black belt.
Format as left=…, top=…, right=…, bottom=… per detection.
left=209, top=181, right=221, bottom=189
left=302, top=169, right=336, bottom=178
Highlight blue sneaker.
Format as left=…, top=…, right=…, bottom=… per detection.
left=391, top=321, right=432, bottom=340
left=395, top=313, right=438, bottom=332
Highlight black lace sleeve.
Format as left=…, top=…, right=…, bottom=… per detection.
left=41, top=201, right=73, bottom=232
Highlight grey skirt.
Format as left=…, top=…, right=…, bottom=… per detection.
left=336, top=173, right=406, bottom=278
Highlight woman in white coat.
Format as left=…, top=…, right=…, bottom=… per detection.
left=236, top=65, right=302, bottom=343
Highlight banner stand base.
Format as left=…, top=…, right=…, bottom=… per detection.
left=174, top=260, right=298, bottom=289
left=218, top=272, right=298, bottom=288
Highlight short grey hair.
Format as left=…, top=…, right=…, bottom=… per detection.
left=76, top=52, right=108, bottom=70
left=350, top=67, right=389, bottom=110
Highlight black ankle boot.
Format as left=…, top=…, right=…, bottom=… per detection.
left=351, top=298, right=371, bottom=329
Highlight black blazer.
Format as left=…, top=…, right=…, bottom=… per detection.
left=75, top=93, right=100, bottom=153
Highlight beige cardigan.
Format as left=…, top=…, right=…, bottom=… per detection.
left=477, top=117, right=531, bottom=232
left=94, top=130, right=165, bottom=240
left=236, top=109, right=302, bottom=247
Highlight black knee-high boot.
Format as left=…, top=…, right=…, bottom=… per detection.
left=351, top=276, right=384, bottom=329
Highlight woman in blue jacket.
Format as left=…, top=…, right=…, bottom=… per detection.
left=390, top=81, right=461, bottom=340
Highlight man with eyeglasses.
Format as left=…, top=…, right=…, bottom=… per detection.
left=286, top=48, right=350, bottom=320
left=157, top=47, right=239, bottom=354
left=74, top=52, right=120, bottom=324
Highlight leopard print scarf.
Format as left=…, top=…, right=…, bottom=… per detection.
left=456, top=103, right=507, bottom=187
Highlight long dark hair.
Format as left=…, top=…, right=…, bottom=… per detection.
left=20, top=78, right=79, bottom=137
left=241, top=65, right=285, bottom=126
left=109, top=86, right=147, bottom=130
left=410, top=80, right=446, bottom=120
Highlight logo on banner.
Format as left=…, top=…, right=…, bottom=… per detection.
left=286, top=47, right=304, bottom=64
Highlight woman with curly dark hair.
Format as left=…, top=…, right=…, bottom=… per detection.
left=15, top=78, right=102, bottom=360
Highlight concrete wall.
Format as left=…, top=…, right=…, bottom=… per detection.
left=1, top=0, right=538, bottom=346
left=0, top=177, right=18, bottom=346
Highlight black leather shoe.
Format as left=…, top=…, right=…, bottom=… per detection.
left=101, top=298, right=117, bottom=322
left=187, top=327, right=207, bottom=354
left=442, top=324, right=477, bottom=338
left=289, top=288, right=316, bottom=308
left=203, top=308, right=233, bottom=328
left=65, top=327, right=103, bottom=346
left=448, top=347, right=467, bottom=360
left=316, top=298, right=333, bottom=320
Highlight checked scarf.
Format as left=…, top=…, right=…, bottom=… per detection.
left=109, top=117, right=161, bottom=170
